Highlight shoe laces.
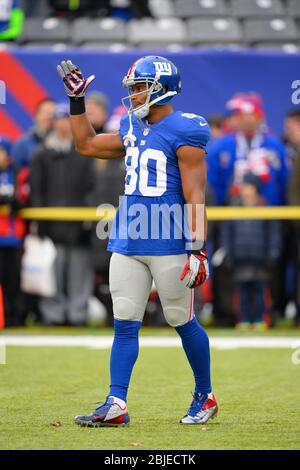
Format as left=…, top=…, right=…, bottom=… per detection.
left=188, top=392, right=207, bottom=417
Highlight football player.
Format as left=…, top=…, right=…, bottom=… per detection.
left=57, top=56, right=218, bottom=426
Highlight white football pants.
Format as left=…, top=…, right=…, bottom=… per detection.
left=109, top=253, right=194, bottom=327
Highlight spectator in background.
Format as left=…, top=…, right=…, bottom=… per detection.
left=284, top=109, right=300, bottom=153
left=85, top=91, right=126, bottom=325
left=12, top=98, right=55, bottom=171
left=0, top=136, right=26, bottom=326
left=49, top=0, right=110, bottom=17
left=206, top=114, right=225, bottom=175
left=221, top=94, right=264, bottom=135
left=92, top=155, right=125, bottom=326
left=105, top=105, right=127, bottom=134
left=49, top=0, right=152, bottom=18
left=86, top=91, right=109, bottom=134
left=207, top=113, right=224, bottom=141
left=208, top=93, right=289, bottom=207
left=286, top=109, right=300, bottom=327
left=0, top=0, right=24, bottom=41
left=207, top=93, right=288, bottom=326
left=11, top=99, right=55, bottom=325
left=223, top=109, right=242, bottom=135
left=110, top=0, right=152, bottom=20
left=30, top=104, right=96, bottom=326
left=220, top=173, right=281, bottom=330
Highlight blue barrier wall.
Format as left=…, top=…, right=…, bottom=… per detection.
left=0, top=48, right=299, bottom=140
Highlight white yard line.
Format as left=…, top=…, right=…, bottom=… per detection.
left=0, top=335, right=300, bottom=350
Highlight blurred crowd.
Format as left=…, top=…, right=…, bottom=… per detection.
left=0, top=0, right=153, bottom=41
left=0, top=91, right=300, bottom=329
left=206, top=95, right=300, bottom=330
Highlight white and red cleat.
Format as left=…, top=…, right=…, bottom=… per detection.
left=74, top=396, right=129, bottom=427
left=180, top=393, right=218, bottom=424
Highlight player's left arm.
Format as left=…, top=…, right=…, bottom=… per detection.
left=177, top=145, right=209, bottom=288
left=177, top=145, right=207, bottom=241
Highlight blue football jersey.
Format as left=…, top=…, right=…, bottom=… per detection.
left=107, top=111, right=210, bottom=255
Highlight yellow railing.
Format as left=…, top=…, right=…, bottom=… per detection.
left=1, top=206, right=297, bottom=221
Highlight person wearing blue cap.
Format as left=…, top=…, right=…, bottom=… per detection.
left=0, top=136, right=26, bottom=326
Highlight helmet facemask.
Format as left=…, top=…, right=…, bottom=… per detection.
left=122, top=75, right=163, bottom=119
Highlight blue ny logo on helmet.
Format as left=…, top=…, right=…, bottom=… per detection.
left=122, top=55, right=182, bottom=120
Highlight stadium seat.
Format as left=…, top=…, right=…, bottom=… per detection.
left=287, top=0, right=300, bottom=18
left=231, top=0, right=286, bottom=18
left=127, top=18, right=187, bottom=46
left=174, top=0, right=230, bottom=18
left=149, top=0, right=175, bottom=18
left=254, top=42, right=300, bottom=53
left=244, top=18, right=299, bottom=43
left=187, top=18, right=243, bottom=44
left=71, top=18, right=126, bottom=45
left=19, top=17, right=70, bottom=44
left=80, top=42, right=130, bottom=52
left=193, top=43, right=244, bottom=50
left=21, top=42, right=70, bottom=51
left=132, top=42, right=187, bottom=50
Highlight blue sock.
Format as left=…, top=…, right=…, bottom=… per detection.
left=109, top=319, right=142, bottom=402
left=176, top=317, right=211, bottom=395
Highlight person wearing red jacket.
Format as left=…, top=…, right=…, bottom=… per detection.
left=0, top=136, right=26, bottom=326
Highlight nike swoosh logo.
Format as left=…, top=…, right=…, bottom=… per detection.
left=199, top=121, right=207, bottom=126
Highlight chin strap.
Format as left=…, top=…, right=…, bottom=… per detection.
left=148, top=90, right=177, bottom=107
left=123, top=111, right=137, bottom=147
left=123, top=90, right=178, bottom=148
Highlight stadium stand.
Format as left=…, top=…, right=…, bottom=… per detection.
left=174, top=0, right=230, bottom=18
left=4, top=0, right=298, bottom=51
left=18, top=17, right=70, bottom=44
left=287, top=0, right=300, bottom=18
left=71, top=18, right=126, bottom=46
left=127, top=17, right=187, bottom=47
left=149, top=0, right=175, bottom=18
left=19, top=0, right=52, bottom=18
left=231, top=0, right=286, bottom=18
left=187, top=17, right=243, bottom=44
left=244, top=18, right=299, bottom=44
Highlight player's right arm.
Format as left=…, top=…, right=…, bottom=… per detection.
left=70, top=113, right=125, bottom=159
left=57, top=60, right=126, bottom=159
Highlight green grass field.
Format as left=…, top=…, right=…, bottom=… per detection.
left=1, top=330, right=300, bottom=450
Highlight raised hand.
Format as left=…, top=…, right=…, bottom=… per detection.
left=57, top=60, right=95, bottom=98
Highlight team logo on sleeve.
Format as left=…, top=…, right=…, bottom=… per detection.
left=182, top=113, right=207, bottom=126
left=182, top=113, right=198, bottom=119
